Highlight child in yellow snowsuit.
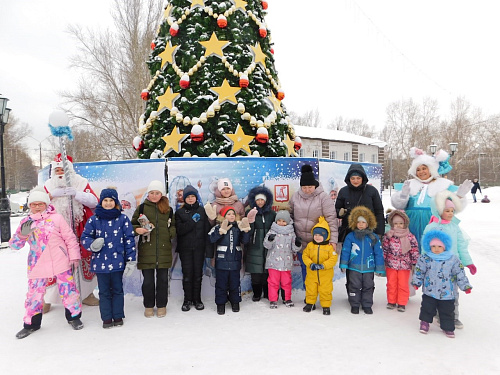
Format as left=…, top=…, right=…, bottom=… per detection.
left=302, top=216, right=338, bottom=315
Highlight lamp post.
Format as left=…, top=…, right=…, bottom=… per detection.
left=429, top=144, right=437, bottom=156
left=0, top=95, right=12, bottom=244
left=26, top=135, right=51, bottom=169
left=478, top=152, right=486, bottom=184
left=449, top=142, right=458, bottom=156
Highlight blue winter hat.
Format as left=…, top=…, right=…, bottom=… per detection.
left=182, top=185, right=198, bottom=202
left=100, top=188, right=120, bottom=207
left=313, top=227, right=328, bottom=240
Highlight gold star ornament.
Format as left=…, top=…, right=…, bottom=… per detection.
left=162, top=126, right=189, bottom=154
left=210, top=79, right=241, bottom=105
left=250, top=43, right=267, bottom=68
left=190, top=0, right=205, bottom=7
left=159, top=41, right=178, bottom=69
left=224, top=124, right=254, bottom=155
left=233, top=0, right=247, bottom=10
left=283, top=133, right=297, bottom=156
left=199, top=32, right=230, bottom=58
left=157, top=86, right=180, bottom=113
left=163, top=4, right=173, bottom=19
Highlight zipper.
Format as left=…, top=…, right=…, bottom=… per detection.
left=155, top=204, right=159, bottom=267
left=316, top=244, right=321, bottom=285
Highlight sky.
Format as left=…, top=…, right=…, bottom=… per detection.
left=3, top=188, right=500, bottom=373
left=2, top=0, right=500, bottom=159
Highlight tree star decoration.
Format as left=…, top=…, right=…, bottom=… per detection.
left=268, top=93, right=283, bottom=113
left=199, top=33, right=230, bottom=58
left=162, top=126, right=189, bottom=154
left=233, top=0, right=248, bottom=10
left=210, top=79, right=241, bottom=105
left=159, top=41, right=178, bottom=69
left=224, top=124, right=254, bottom=155
left=250, top=43, right=267, bottom=68
left=163, top=4, right=173, bottom=19
left=283, top=133, right=296, bottom=156
left=157, top=86, right=180, bottom=113
left=190, top=0, right=205, bottom=8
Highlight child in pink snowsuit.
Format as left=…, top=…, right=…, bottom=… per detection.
left=9, top=189, right=83, bottom=339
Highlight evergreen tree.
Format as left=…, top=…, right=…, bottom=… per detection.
left=135, top=0, right=299, bottom=158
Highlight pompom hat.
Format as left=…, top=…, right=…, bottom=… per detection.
left=275, top=210, right=291, bottom=224
left=300, top=164, right=319, bottom=187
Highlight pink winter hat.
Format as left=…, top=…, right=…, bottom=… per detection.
left=430, top=238, right=445, bottom=249
left=444, top=199, right=455, bottom=210
left=217, top=178, right=233, bottom=192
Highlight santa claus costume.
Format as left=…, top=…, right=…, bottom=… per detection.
left=43, top=154, right=99, bottom=307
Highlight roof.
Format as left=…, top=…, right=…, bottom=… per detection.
left=293, top=125, right=386, bottom=147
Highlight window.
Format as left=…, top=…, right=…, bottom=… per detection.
left=312, top=150, right=319, bottom=158
left=359, top=153, right=365, bottom=162
left=329, top=151, right=337, bottom=160
left=371, top=154, right=377, bottom=163
left=298, top=149, right=305, bottom=157
left=343, top=152, right=350, bottom=161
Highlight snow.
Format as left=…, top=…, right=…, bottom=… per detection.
left=294, top=124, right=386, bottom=147
left=1, top=188, right=499, bottom=374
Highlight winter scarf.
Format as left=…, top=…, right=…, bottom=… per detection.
left=427, top=248, right=453, bottom=261
left=215, top=194, right=239, bottom=206
left=95, top=205, right=122, bottom=220
left=385, top=228, right=412, bottom=254
left=354, top=228, right=377, bottom=246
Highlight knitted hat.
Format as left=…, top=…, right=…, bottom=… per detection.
left=182, top=185, right=198, bottom=201
left=300, top=164, right=319, bottom=187
left=275, top=210, right=291, bottom=224
left=430, top=238, right=445, bottom=249
left=220, top=206, right=236, bottom=218
left=100, top=188, right=120, bottom=206
left=444, top=198, right=455, bottom=210
left=313, top=227, right=328, bottom=240
left=217, top=178, right=233, bottom=192
left=147, top=180, right=166, bottom=196
left=255, top=193, right=267, bottom=202
left=357, top=216, right=367, bottom=223
left=28, top=188, right=50, bottom=205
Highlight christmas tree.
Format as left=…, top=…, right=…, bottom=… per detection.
left=134, top=0, right=300, bottom=158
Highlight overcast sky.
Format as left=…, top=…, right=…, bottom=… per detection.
left=2, top=0, right=500, bottom=158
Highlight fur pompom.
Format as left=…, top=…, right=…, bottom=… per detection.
left=409, top=147, right=424, bottom=158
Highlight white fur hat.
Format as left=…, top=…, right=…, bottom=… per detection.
left=408, top=147, right=448, bottom=181
left=28, top=187, right=50, bottom=205
left=147, top=180, right=166, bottom=196
left=434, top=190, right=463, bottom=215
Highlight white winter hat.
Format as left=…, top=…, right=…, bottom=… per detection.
left=408, top=147, right=448, bottom=181
left=28, top=188, right=50, bottom=205
left=147, top=180, right=166, bottom=196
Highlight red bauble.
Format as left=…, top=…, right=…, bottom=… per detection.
left=294, top=137, right=302, bottom=151
left=151, top=41, right=156, bottom=50
left=270, top=48, right=274, bottom=54
left=191, top=125, right=204, bottom=142
left=276, top=90, right=285, bottom=100
left=255, top=128, right=269, bottom=144
left=259, top=27, right=267, bottom=38
left=262, top=1, right=268, bottom=10
left=179, top=74, right=190, bottom=89
left=239, top=75, right=249, bottom=88
left=133, top=136, right=144, bottom=151
left=217, top=15, right=227, bottom=28
left=169, top=24, right=179, bottom=37
left=141, top=90, right=149, bottom=101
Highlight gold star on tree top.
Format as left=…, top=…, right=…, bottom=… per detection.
left=157, top=86, right=180, bottom=113
left=210, top=79, right=241, bottom=105
left=199, top=33, right=230, bottom=58
left=224, top=124, right=254, bottom=155
left=159, top=41, right=178, bottom=69
left=162, top=126, right=189, bottom=154
left=283, top=133, right=297, bottom=157
left=190, top=0, right=205, bottom=7
left=232, top=0, right=248, bottom=10
left=250, top=43, right=267, bottom=68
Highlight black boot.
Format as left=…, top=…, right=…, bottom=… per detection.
left=351, top=306, right=360, bottom=314
left=323, top=307, right=331, bottom=315
left=232, top=303, right=240, bottom=312
left=303, top=304, right=314, bottom=313
left=17, top=313, right=42, bottom=339
left=193, top=301, right=204, bottom=310
left=66, top=310, right=84, bottom=330
left=182, top=300, right=192, bottom=312
left=252, top=284, right=262, bottom=302
left=217, top=304, right=225, bottom=315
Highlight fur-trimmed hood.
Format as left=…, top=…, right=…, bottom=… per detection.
left=433, top=190, right=463, bottom=216
left=348, top=206, right=377, bottom=231
left=387, top=209, right=410, bottom=229
left=247, top=185, right=274, bottom=213
left=421, top=229, right=452, bottom=254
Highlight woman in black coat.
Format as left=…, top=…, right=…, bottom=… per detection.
left=175, top=185, right=212, bottom=311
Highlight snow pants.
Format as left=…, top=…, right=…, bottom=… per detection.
left=419, top=294, right=455, bottom=332
left=215, top=269, right=241, bottom=305
left=347, top=270, right=374, bottom=308
left=24, top=268, right=81, bottom=327
left=268, top=269, right=291, bottom=302
left=386, top=268, right=411, bottom=306
left=305, top=269, right=334, bottom=308
left=96, top=271, right=125, bottom=321
left=142, top=268, right=169, bottom=308
left=179, top=248, right=205, bottom=302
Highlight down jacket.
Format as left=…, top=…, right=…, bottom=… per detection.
left=263, top=220, right=301, bottom=271
left=290, top=183, right=338, bottom=247
left=175, top=200, right=212, bottom=257
left=9, top=205, right=80, bottom=279
left=209, top=222, right=250, bottom=271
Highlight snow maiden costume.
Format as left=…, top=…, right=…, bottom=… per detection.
left=391, top=147, right=472, bottom=248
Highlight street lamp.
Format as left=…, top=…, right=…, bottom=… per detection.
left=26, top=135, right=51, bottom=169
left=449, top=142, right=458, bottom=156
left=478, top=152, right=486, bottom=184
left=429, top=144, right=437, bottom=156
left=0, top=95, right=12, bottom=244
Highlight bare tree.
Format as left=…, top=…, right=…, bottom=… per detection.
left=327, top=116, right=376, bottom=138
left=61, top=0, right=163, bottom=160
left=288, top=109, right=322, bottom=128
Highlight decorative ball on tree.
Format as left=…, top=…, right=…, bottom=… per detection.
left=136, top=0, right=297, bottom=158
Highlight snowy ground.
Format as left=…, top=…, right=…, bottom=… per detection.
left=1, top=188, right=499, bottom=374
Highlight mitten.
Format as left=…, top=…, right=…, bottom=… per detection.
left=20, top=220, right=34, bottom=236
left=466, top=264, right=477, bottom=275
left=310, top=263, right=323, bottom=271
left=465, top=288, right=472, bottom=294
left=267, top=234, right=276, bottom=242
left=123, top=261, right=137, bottom=277
left=204, top=202, right=217, bottom=220
left=192, top=213, right=201, bottom=223
left=238, top=218, right=251, bottom=232
left=295, top=238, right=301, bottom=247
left=50, top=188, right=65, bottom=198
left=456, top=179, right=473, bottom=198
left=64, top=187, right=77, bottom=196
left=400, top=180, right=411, bottom=199
left=90, top=238, right=105, bottom=252
left=246, top=207, right=258, bottom=224
left=219, top=220, right=233, bottom=235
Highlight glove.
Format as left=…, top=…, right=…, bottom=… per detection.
left=192, top=213, right=201, bottom=222
left=267, top=234, right=276, bottom=242
left=219, top=220, right=233, bottom=235
left=295, top=238, right=301, bottom=247
left=20, top=220, right=34, bottom=236
left=90, top=238, right=105, bottom=252
left=310, top=263, right=324, bottom=271
left=465, top=288, right=472, bottom=294
left=123, top=261, right=137, bottom=277
left=466, top=264, right=477, bottom=275
left=413, top=285, right=419, bottom=290
left=204, top=202, right=217, bottom=220
left=50, top=188, right=65, bottom=198
left=63, top=187, right=77, bottom=196
left=246, top=207, right=258, bottom=224
left=400, top=180, right=411, bottom=199
left=238, top=217, right=251, bottom=232
left=456, top=179, right=473, bottom=198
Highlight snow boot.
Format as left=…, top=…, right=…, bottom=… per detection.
left=144, top=307, right=154, bottom=318
left=397, top=305, right=405, bottom=312
left=157, top=307, right=167, bottom=318
left=193, top=301, right=205, bottom=310
left=252, top=284, right=262, bottom=302
left=323, top=307, right=331, bottom=315
left=363, top=307, right=373, bottom=314
left=303, top=304, right=314, bottom=313
left=386, top=303, right=396, bottom=310
left=217, top=304, right=225, bottom=315
left=231, top=303, right=240, bottom=312
left=351, top=306, right=360, bottom=314
left=419, top=321, right=429, bottom=334
left=102, top=319, right=113, bottom=329
left=284, top=300, right=294, bottom=307
left=82, top=293, right=99, bottom=306
left=68, top=318, right=84, bottom=330
left=443, top=330, right=455, bottom=338
left=113, top=318, right=123, bottom=327
left=182, top=300, right=192, bottom=312
left=454, top=319, right=464, bottom=329
left=270, top=301, right=278, bottom=309
left=16, top=327, right=39, bottom=339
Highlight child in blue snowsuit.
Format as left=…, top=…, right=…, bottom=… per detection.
left=208, top=206, right=251, bottom=315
